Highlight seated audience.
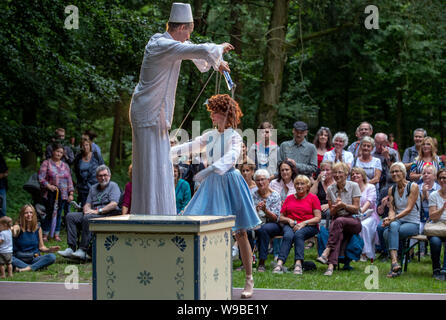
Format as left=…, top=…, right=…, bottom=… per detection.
left=322, top=132, right=353, bottom=168
left=270, top=160, right=298, bottom=203
left=238, top=162, right=257, bottom=194
left=310, top=161, right=335, bottom=228
left=248, top=122, right=279, bottom=176
left=174, top=164, right=191, bottom=214
left=316, top=162, right=361, bottom=276
left=38, top=142, right=74, bottom=242
left=351, top=136, right=382, bottom=188
left=373, top=133, right=399, bottom=195
left=251, top=169, right=282, bottom=272
left=383, top=162, right=420, bottom=278
left=73, top=138, right=104, bottom=207
left=409, top=137, right=444, bottom=183
left=58, top=165, right=121, bottom=260
left=348, top=122, right=373, bottom=158
left=122, top=164, right=133, bottom=215
left=11, top=205, right=59, bottom=272
left=351, top=167, right=379, bottom=261
left=402, top=128, right=427, bottom=171
left=428, top=168, right=446, bottom=280
left=313, top=127, right=333, bottom=169
left=419, top=165, right=440, bottom=243
left=273, top=175, right=321, bottom=275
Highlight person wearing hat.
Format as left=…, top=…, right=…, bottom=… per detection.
left=129, top=2, right=234, bottom=215
left=278, top=121, right=318, bottom=177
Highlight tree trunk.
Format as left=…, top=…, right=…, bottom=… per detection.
left=439, top=103, right=444, bottom=154
left=256, top=0, right=290, bottom=124
left=109, top=93, right=129, bottom=170
left=396, top=88, right=403, bottom=148
left=20, top=103, right=37, bottom=169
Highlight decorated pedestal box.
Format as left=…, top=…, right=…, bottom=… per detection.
left=89, top=215, right=235, bottom=300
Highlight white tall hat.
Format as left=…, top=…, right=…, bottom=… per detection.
left=169, top=3, right=194, bottom=23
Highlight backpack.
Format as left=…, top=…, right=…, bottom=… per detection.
left=390, top=182, right=419, bottom=211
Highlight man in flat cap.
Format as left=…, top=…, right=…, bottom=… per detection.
left=278, top=121, right=318, bottom=176
left=129, top=2, right=234, bottom=215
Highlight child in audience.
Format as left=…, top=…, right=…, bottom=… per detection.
left=0, top=216, right=13, bottom=278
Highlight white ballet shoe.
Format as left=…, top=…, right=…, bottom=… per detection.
left=241, top=275, right=254, bottom=299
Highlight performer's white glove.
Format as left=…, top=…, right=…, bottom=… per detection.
left=193, top=165, right=215, bottom=183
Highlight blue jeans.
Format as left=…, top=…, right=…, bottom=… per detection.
left=12, top=254, right=56, bottom=271
left=256, top=222, right=283, bottom=261
left=429, top=236, right=446, bottom=273
left=377, top=223, right=388, bottom=254
left=278, top=224, right=319, bottom=263
left=42, top=200, right=68, bottom=235
left=383, top=220, right=419, bottom=251
left=0, top=188, right=6, bottom=217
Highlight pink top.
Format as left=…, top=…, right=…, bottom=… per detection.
left=361, top=183, right=379, bottom=222
left=281, top=193, right=321, bottom=226
left=122, top=182, right=132, bottom=211
left=38, top=159, right=74, bottom=200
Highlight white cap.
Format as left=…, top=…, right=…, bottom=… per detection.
left=169, top=3, right=194, bottom=23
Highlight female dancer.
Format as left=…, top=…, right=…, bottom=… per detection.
left=171, top=94, right=261, bottom=298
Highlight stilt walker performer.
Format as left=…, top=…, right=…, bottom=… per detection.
left=171, top=94, right=262, bottom=299
left=129, top=3, right=234, bottom=215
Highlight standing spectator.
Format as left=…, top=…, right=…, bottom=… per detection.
left=388, top=133, right=399, bottom=153
left=278, top=121, right=318, bottom=177
left=174, top=164, right=191, bottom=214
left=0, top=154, right=8, bottom=217
left=310, top=161, right=336, bottom=228
left=270, top=160, right=298, bottom=203
left=238, top=162, right=257, bottom=194
left=383, top=162, right=420, bottom=278
left=402, top=128, right=427, bottom=171
left=73, top=139, right=104, bottom=207
left=11, top=205, right=59, bottom=272
left=322, top=132, right=354, bottom=168
left=316, top=162, right=361, bottom=276
left=0, top=216, right=13, bottom=278
left=58, top=165, right=121, bottom=260
left=38, top=143, right=74, bottom=242
left=82, top=129, right=102, bottom=158
left=348, top=122, right=373, bottom=158
left=313, top=127, right=333, bottom=169
left=409, top=137, right=444, bottom=183
left=251, top=169, right=282, bottom=272
left=272, top=175, right=321, bottom=275
left=248, top=122, right=279, bottom=177
left=45, top=128, right=75, bottom=166
left=428, top=168, right=446, bottom=280
left=122, top=164, right=133, bottom=215
left=373, top=133, right=399, bottom=195
left=351, top=137, right=382, bottom=189
left=351, top=167, right=379, bottom=261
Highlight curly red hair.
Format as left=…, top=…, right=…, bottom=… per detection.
left=206, top=94, right=243, bottom=128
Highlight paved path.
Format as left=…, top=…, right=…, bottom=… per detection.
left=1, top=282, right=445, bottom=300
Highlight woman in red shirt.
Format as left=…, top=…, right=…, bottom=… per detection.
left=272, top=175, right=321, bottom=275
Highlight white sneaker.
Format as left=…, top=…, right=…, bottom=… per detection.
left=58, top=248, right=74, bottom=258
left=86, top=253, right=92, bottom=261
left=71, top=249, right=86, bottom=260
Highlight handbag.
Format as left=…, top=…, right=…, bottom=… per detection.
left=423, top=221, right=446, bottom=237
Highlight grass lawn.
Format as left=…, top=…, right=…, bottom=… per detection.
left=2, top=160, right=446, bottom=294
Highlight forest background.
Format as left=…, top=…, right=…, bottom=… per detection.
left=1, top=0, right=445, bottom=170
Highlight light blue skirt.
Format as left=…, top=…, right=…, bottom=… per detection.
left=183, top=168, right=262, bottom=231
